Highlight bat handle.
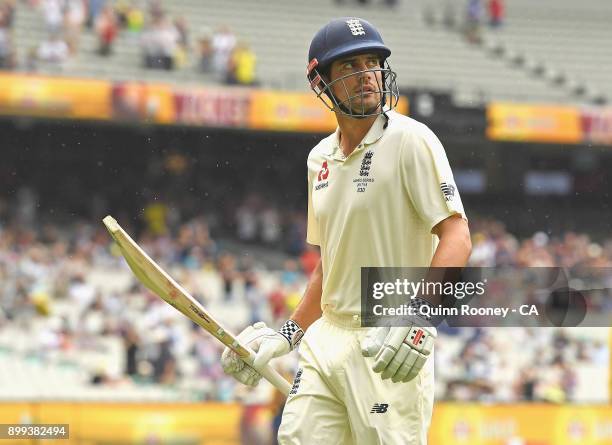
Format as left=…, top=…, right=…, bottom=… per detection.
left=259, top=363, right=293, bottom=396
left=245, top=350, right=292, bottom=396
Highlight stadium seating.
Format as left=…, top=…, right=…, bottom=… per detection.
left=0, top=216, right=610, bottom=402
left=477, top=0, right=612, bottom=103
left=9, top=0, right=598, bottom=104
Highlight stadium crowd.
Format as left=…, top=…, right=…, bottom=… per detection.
left=423, top=0, right=506, bottom=44
left=0, top=191, right=610, bottom=405
left=0, top=0, right=16, bottom=69
left=1, top=0, right=257, bottom=85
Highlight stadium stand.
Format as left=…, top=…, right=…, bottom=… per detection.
left=7, top=0, right=599, bottom=104
left=424, top=0, right=612, bottom=104
left=1, top=0, right=610, bottom=408
left=0, top=210, right=609, bottom=402
left=481, top=0, right=612, bottom=103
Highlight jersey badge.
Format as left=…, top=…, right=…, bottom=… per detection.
left=353, top=150, right=375, bottom=193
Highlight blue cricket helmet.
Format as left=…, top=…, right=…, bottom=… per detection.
left=307, top=17, right=391, bottom=74
left=306, top=18, right=399, bottom=118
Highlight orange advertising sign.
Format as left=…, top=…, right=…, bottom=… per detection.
left=0, top=73, right=112, bottom=120
left=581, top=107, right=612, bottom=145
left=0, top=402, right=241, bottom=445
left=487, top=103, right=582, bottom=143
left=111, top=81, right=175, bottom=124
left=173, top=87, right=251, bottom=127
left=249, top=90, right=408, bottom=133
left=249, top=90, right=338, bottom=132
left=431, top=403, right=612, bottom=445
left=2, top=402, right=612, bottom=444
left=0, top=73, right=413, bottom=133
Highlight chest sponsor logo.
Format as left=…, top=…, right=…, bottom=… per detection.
left=315, top=161, right=329, bottom=191
left=353, top=150, right=375, bottom=193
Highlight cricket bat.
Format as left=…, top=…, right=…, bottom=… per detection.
left=102, top=215, right=291, bottom=395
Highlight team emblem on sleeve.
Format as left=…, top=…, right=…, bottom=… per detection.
left=440, top=182, right=456, bottom=201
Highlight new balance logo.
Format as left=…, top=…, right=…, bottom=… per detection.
left=370, top=403, right=389, bottom=414
left=346, top=19, right=365, bottom=36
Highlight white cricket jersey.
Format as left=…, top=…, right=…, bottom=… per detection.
left=306, top=110, right=466, bottom=316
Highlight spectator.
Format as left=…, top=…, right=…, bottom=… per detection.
left=25, top=46, right=38, bottom=71
left=280, top=259, right=299, bottom=287
left=259, top=205, right=280, bottom=244
left=114, top=0, right=129, bottom=27
left=173, top=16, right=189, bottom=68
left=126, top=2, right=144, bottom=32
left=197, top=35, right=213, bottom=73
left=148, top=0, right=163, bottom=21
left=95, top=5, right=118, bottom=56
left=0, top=25, right=15, bottom=70
left=123, top=325, right=140, bottom=377
left=41, top=0, right=64, bottom=33
left=488, top=0, right=504, bottom=28
left=64, top=0, right=87, bottom=53
left=154, top=338, right=177, bottom=385
left=87, top=0, right=105, bottom=28
left=211, top=25, right=236, bottom=79
left=299, top=245, right=320, bottom=277
left=141, top=14, right=178, bottom=70
left=37, top=32, right=70, bottom=65
left=226, top=41, right=257, bottom=86
left=465, top=0, right=483, bottom=44
left=235, top=199, right=258, bottom=242
left=0, top=1, right=15, bottom=69
left=0, top=0, right=15, bottom=28
left=174, top=16, right=189, bottom=49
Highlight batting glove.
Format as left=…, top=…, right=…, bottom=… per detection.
left=361, top=324, right=436, bottom=383
left=221, top=320, right=303, bottom=387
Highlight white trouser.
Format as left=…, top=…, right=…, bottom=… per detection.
left=278, top=312, right=435, bottom=445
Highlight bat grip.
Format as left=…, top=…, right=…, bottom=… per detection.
left=245, top=350, right=292, bottom=396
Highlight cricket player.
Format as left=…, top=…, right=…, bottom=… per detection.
left=222, top=17, right=471, bottom=444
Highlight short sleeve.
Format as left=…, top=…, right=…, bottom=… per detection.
left=401, top=124, right=467, bottom=232
left=306, top=171, right=321, bottom=245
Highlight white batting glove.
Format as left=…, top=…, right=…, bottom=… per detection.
left=221, top=320, right=303, bottom=387
left=361, top=324, right=436, bottom=383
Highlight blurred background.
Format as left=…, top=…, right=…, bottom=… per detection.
left=0, top=0, right=611, bottom=443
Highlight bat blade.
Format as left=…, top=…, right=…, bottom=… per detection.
left=102, top=215, right=291, bottom=395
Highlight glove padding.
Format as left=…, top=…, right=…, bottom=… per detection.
left=221, top=321, right=291, bottom=387
left=361, top=325, right=436, bottom=383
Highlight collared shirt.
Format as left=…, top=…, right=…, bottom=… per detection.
left=306, top=110, right=466, bottom=316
